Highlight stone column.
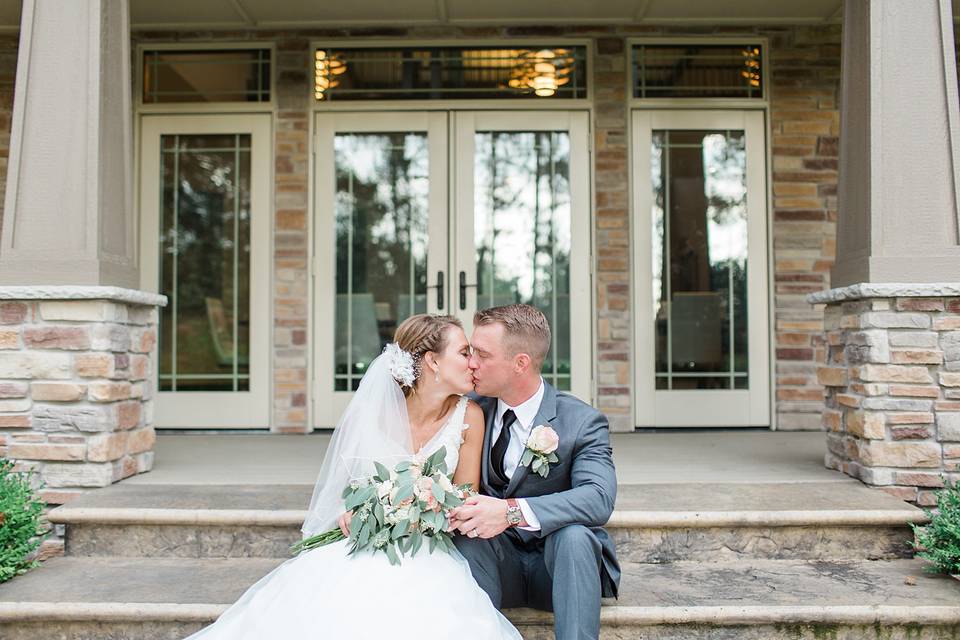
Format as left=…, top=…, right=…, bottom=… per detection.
left=0, top=1, right=165, bottom=510
left=0, top=0, right=136, bottom=287
left=809, top=0, right=960, bottom=504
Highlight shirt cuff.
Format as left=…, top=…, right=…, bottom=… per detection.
left=516, top=498, right=541, bottom=532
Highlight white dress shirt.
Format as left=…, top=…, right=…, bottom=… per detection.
left=491, top=379, right=544, bottom=532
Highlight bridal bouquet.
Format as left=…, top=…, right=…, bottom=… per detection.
left=291, top=446, right=474, bottom=565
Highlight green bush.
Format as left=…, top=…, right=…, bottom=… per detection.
left=0, top=458, right=47, bottom=583
left=912, top=478, right=960, bottom=575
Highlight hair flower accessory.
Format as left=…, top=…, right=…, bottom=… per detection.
left=384, top=343, right=416, bottom=387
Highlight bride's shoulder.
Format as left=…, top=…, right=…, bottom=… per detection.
left=462, top=400, right=486, bottom=434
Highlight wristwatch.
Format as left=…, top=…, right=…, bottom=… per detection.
left=505, top=499, right=523, bottom=527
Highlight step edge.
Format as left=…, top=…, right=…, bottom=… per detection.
left=4, top=603, right=960, bottom=626
left=49, top=507, right=930, bottom=528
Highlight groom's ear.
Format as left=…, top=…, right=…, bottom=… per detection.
left=513, top=352, right=532, bottom=374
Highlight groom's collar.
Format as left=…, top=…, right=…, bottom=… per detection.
left=496, top=378, right=545, bottom=428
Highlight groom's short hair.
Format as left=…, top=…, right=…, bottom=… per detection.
left=474, top=304, right=551, bottom=370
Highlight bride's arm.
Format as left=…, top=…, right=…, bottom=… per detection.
left=452, top=401, right=485, bottom=492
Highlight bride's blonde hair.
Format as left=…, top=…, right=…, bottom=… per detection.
left=393, top=314, right=465, bottom=424
left=393, top=314, right=463, bottom=399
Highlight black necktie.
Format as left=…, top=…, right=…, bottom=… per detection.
left=491, top=409, right=517, bottom=488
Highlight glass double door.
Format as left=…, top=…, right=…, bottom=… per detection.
left=313, top=111, right=591, bottom=426
left=633, top=110, right=770, bottom=427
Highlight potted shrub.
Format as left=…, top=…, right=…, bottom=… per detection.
left=0, top=458, right=47, bottom=583
left=911, top=478, right=960, bottom=580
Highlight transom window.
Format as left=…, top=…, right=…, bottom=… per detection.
left=313, top=46, right=588, bottom=101
left=142, top=48, right=272, bottom=104
left=632, top=43, right=764, bottom=100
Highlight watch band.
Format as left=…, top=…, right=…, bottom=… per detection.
left=505, top=498, right=523, bottom=527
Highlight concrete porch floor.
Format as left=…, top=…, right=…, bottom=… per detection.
left=125, top=430, right=842, bottom=486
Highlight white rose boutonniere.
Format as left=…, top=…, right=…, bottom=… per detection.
left=521, top=425, right=560, bottom=478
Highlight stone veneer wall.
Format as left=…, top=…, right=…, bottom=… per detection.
left=130, top=24, right=841, bottom=432
left=811, top=286, right=960, bottom=506
left=0, top=290, right=166, bottom=556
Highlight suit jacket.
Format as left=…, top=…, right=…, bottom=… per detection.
left=472, top=382, right=621, bottom=598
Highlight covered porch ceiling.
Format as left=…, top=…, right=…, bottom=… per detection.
left=0, top=0, right=879, bottom=31
left=0, top=0, right=959, bottom=31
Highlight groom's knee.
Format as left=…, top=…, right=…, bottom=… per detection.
left=546, top=525, right=601, bottom=566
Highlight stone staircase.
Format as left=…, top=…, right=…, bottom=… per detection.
left=2, top=480, right=959, bottom=639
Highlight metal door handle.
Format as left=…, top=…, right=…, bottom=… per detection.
left=430, top=271, right=445, bottom=310
left=459, top=271, right=477, bottom=310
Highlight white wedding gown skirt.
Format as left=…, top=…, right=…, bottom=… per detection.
left=183, top=539, right=522, bottom=640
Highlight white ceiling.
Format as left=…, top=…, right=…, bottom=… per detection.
left=0, top=0, right=958, bottom=31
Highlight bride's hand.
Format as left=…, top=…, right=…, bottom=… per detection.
left=337, top=512, right=352, bottom=537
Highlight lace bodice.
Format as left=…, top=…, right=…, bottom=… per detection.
left=417, top=396, right=470, bottom=474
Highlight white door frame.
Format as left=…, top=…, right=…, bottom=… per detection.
left=139, top=114, right=273, bottom=428
left=632, top=109, right=770, bottom=427
left=312, top=112, right=449, bottom=426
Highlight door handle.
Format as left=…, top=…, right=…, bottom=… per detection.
left=459, top=271, right=477, bottom=311
left=430, top=271, right=445, bottom=310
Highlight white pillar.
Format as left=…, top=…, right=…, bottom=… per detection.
left=0, top=0, right=135, bottom=287
left=834, top=0, right=960, bottom=286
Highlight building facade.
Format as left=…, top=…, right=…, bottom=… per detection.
left=1, top=0, right=959, bottom=508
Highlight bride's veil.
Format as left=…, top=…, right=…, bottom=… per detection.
left=301, top=348, right=413, bottom=537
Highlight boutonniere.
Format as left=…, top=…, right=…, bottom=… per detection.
left=521, top=425, right=560, bottom=478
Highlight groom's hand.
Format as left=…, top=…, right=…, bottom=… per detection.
left=450, top=495, right=509, bottom=539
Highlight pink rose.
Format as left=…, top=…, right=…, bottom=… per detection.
left=527, top=425, right=559, bottom=455
left=415, top=476, right=434, bottom=496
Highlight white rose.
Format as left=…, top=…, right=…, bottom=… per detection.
left=377, top=480, right=394, bottom=501
left=527, top=425, right=560, bottom=455
left=436, top=474, right=454, bottom=493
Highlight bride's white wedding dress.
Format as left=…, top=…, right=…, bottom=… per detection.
left=184, top=396, right=521, bottom=640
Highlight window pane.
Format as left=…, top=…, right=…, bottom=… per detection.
left=652, top=129, right=749, bottom=390
left=634, top=44, right=763, bottom=99
left=334, top=133, right=430, bottom=391
left=315, top=46, right=587, bottom=101
left=158, top=134, right=252, bottom=392
left=143, top=49, right=271, bottom=104
left=475, top=131, right=572, bottom=390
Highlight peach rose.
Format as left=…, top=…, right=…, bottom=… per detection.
left=527, top=425, right=559, bottom=455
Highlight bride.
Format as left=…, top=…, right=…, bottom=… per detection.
left=184, top=314, right=522, bottom=639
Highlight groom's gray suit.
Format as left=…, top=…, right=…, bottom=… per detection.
left=455, top=381, right=620, bottom=640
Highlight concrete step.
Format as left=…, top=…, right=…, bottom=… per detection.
left=49, top=481, right=928, bottom=562
left=1, top=556, right=958, bottom=639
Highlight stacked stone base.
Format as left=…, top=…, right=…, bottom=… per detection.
left=811, top=285, right=960, bottom=505
left=0, top=287, right=165, bottom=557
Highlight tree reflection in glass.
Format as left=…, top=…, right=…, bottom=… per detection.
left=334, top=133, right=429, bottom=391
left=475, top=131, right=572, bottom=390
left=651, top=130, right=749, bottom=390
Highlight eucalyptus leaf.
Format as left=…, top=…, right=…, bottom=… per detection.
left=520, top=450, right=535, bottom=467
left=410, top=531, right=423, bottom=556
left=374, top=461, right=391, bottom=483
left=385, top=543, right=400, bottom=566
left=548, top=453, right=560, bottom=463
left=393, top=483, right=414, bottom=504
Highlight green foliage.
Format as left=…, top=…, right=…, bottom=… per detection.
left=0, top=459, right=47, bottom=583
left=912, top=478, right=960, bottom=575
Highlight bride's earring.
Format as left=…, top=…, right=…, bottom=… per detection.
left=435, top=367, right=440, bottom=383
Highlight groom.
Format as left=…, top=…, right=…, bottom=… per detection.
left=450, top=304, right=620, bottom=640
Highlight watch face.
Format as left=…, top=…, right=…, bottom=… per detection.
left=507, top=507, right=522, bottom=525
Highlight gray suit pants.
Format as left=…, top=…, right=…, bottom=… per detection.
left=454, top=525, right=603, bottom=640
